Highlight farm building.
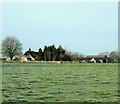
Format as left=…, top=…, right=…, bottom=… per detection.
left=85, top=55, right=113, bottom=63
left=21, top=56, right=28, bottom=62
left=24, top=48, right=38, bottom=59
left=21, top=54, right=35, bottom=62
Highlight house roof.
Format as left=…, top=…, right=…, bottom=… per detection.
left=86, top=55, right=107, bottom=59
left=24, top=51, right=38, bottom=58
left=24, top=55, right=31, bottom=59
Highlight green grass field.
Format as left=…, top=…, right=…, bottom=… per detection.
left=2, top=63, right=119, bottom=102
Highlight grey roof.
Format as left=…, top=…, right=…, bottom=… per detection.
left=86, top=55, right=107, bottom=59
left=24, top=55, right=31, bottom=58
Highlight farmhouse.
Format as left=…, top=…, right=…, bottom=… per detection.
left=85, top=55, right=113, bottom=63
left=20, top=48, right=37, bottom=62
left=24, top=48, right=38, bottom=58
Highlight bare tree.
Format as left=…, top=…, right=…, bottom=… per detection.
left=64, top=49, right=84, bottom=61
left=109, top=51, right=119, bottom=61
left=98, top=51, right=109, bottom=56
left=2, top=36, right=22, bottom=60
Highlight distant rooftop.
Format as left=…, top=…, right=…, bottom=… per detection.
left=24, top=55, right=31, bottom=59
left=86, top=55, right=107, bottom=59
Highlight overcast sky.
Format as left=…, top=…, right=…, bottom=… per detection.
left=1, top=2, right=118, bottom=55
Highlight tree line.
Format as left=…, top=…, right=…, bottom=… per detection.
left=1, top=36, right=84, bottom=61
left=35, top=45, right=66, bottom=61
left=28, top=45, right=84, bottom=61
left=1, top=36, right=120, bottom=62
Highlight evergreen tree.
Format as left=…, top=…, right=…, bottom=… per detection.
left=36, top=48, right=43, bottom=61
left=57, top=45, right=65, bottom=61
left=43, top=46, right=48, bottom=61
left=47, top=46, right=51, bottom=61
left=50, top=45, right=57, bottom=61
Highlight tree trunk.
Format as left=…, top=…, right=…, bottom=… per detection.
left=10, top=56, right=13, bottom=60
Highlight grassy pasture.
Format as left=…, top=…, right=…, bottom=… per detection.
left=2, top=63, right=119, bottom=102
